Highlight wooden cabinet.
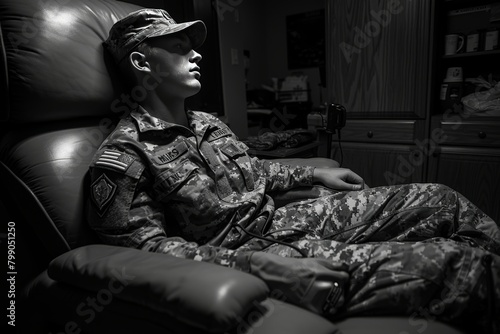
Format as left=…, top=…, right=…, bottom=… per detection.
left=339, top=120, right=417, bottom=144
left=439, top=118, right=500, bottom=147
left=331, top=142, right=425, bottom=187
left=319, top=119, right=425, bottom=187
left=325, top=0, right=432, bottom=117
left=428, top=0, right=500, bottom=222
left=325, top=0, right=499, bottom=224
left=433, top=0, right=499, bottom=118
left=324, top=0, right=433, bottom=187
left=428, top=116, right=500, bottom=222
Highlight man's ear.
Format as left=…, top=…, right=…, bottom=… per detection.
left=129, top=51, right=151, bottom=73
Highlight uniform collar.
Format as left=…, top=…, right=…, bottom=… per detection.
left=130, top=105, right=196, bottom=137
left=130, top=105, right=175, bottom=132
left=129, top=107, right=215, bottom=140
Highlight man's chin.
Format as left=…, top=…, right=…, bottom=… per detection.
left=188, top=83, right=202, bottom=96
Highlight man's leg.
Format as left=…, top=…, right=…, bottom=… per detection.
left=262, top=238, right=499, bottom=333
left=269, top=183, right=500, bottom=254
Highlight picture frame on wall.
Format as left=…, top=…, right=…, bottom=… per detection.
left=286, top=9, right=325, bottom=69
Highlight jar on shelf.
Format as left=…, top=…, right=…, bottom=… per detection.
left=466, top=31, right=480, bottom=52
left=483, top=28, right=499, bottom=51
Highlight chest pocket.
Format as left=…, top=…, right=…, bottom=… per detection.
left=220, top=141, right=255, bottom=191
left=153, top=160, right=199, bottom=201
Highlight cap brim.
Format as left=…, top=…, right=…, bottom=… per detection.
left=147, top=20, right=207, bottom=49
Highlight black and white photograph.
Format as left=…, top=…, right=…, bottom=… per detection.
left=1, top=0, right=499, bottom=333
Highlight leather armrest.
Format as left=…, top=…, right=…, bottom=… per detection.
left=271, top=157, right=340, bottom=168
left=47, top=244, right=269, bottom=332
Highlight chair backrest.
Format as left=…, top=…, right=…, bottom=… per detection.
left=0, top=0, right=142, bottom=258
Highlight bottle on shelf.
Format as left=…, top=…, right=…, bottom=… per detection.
left=440, top=67, right=464, bottom=112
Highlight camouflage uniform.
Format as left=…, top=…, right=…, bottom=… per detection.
left=249, top=184, right=500, bottom=332
left=87, top=107, right=500, bottom=333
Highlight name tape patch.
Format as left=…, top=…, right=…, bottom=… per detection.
left=153, top=141, right=189, bottom=165
left=208, top=127, right=232, bottom=142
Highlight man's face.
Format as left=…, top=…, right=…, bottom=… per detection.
left=144, top=33, right=202, bottom=100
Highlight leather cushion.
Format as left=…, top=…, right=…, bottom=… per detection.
left=48, top=244, right=270, bottom=333
left=336, top=316, right=465, bottom=334
left=0, top=121, right=113, bottom=253
left=250, top=298, right=341, bottom=334
left=0, top=0, right=140, bottom=122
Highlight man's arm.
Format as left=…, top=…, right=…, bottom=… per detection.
left=251, top=157, right=316, bottom=192
left=251, top=157, right=364, bottom=192
left=87, top=161, right=252, bottom=270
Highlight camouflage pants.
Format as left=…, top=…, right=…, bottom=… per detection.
left=245, top=183, right=500, bottom=332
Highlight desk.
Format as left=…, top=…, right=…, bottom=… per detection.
left=247, top=141, right=320, bottom=159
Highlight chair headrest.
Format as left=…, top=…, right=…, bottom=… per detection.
left=0, top=0, right=142, bottom=123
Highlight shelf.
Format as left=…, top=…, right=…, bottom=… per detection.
left=277, top=90, right=310, bottom=103
left=443, top=49, right=500, bottom=58
left=443, top=0, right=500, bottom=10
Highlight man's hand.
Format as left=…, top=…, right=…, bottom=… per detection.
left=249, top=252, right=349, bottom=316
left=313, top=167, right=365, bottom=191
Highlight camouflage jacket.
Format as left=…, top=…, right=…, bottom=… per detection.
left=87, top=106, right=315, bottom=269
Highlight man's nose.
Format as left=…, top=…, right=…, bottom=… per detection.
left=190, top=50, right=202, bottom=63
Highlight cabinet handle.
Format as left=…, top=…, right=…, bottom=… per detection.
left=367, top=131, right=374, bottom=138
left=478, top=131, right=486, bottom=139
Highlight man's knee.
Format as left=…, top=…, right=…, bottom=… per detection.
left=432, top=183, right=454, bottom=193
left=418, top=183, right=452, bottom=192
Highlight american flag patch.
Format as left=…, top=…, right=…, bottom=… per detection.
left=95, top=150, right=135, bottom=172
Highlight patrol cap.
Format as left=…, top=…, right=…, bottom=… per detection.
left=104, top=8, right=207, bottom=64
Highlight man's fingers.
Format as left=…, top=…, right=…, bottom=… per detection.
left=342, top=171, right=364, bottom=190
left=335, top=179, right=362, bottom=191
left=352, top=183, right=363, bottom=190
left=345, top=171, right=364, bottom=184
left=309, top=259, right=350, bottom=282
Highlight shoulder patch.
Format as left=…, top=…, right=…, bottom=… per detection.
left=90, top=173, right=117, bottom=217
left=95, top=150, right=135, bottom=173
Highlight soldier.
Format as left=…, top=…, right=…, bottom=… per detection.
left=87, top=8, right=500, bottom=333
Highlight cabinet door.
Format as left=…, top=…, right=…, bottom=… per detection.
left=331, top=142, right=425, bottom=187
left=428, top=146, right=500, bottom=223
left=326, top=0, right=432, bottom=117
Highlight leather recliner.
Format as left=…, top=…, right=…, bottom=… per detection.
left=0, top=0, right=466, bottom=333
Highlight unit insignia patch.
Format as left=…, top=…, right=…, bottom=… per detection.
left=91, top=173, right=117, bottom=216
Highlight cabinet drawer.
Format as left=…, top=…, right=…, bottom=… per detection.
left=440, top=121, right=500, bottom=147
left=341, top=120, right=416, bottom=144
